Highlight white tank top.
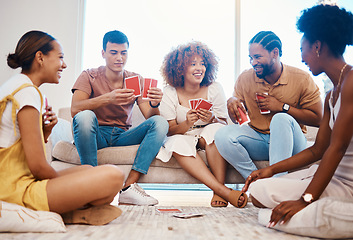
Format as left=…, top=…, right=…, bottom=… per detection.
left=329, top=91, right=353, bottom=186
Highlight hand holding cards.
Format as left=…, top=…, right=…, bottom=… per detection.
left=125, top=76, right=158, bottom=99
left=125, top=76, right=141, bottom=96
left=43, top=95, right=50, bottom=124
left=256, top=92, right=270, bottom=114
left=189, top=98, right=213, bottom=111
left=235, top=103, right=250, bottom=126
left=142, top=78, right=158, bottom=99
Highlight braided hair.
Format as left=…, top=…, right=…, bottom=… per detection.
left=249, top=31, right=283, bottom=57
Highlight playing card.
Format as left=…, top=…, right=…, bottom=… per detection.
left=173, top=212, right=204, bottom=218
left=142, top=78, right=152, bottom=99
left=189, top=99, right=197, bottom=109
left=150, top=79, right=158, bottom=88
left=125, top=76, right=141, bottom=96
left=195, top=99, right=213, bottom=111
left=194, top=98, right=202, bottom=109
left=142, top=78, right=158, bottom=99
left=156, top=208, right=182, bottom=213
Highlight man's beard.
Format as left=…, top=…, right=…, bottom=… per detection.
left=255, top=61, right=275, bottom=79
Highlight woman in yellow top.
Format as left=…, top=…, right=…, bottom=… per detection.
left=0, top=30, right=124, bottom=225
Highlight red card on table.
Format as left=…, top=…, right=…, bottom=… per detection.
left=156, top=208, right=182, bottom=213
left=125, top=76, right=141, bottom=96
left=142, top=78, right=158, bottom=99
left=196, top=99, right=213, bottom=111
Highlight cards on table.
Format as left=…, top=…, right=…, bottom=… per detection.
left=173, top=212, right=204, bottom=219
left=156, top=208, right=182, bottom=213
left=142, top=78, right=158, bottom=99
left=188, top=98, right=213, bottom=111
left=125, top=76, right=141, bottom=96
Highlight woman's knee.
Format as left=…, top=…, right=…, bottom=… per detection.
left=98, top=165, right=125, bottom=190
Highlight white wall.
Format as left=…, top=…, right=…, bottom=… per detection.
left=0, top=0, right=84, bottom=112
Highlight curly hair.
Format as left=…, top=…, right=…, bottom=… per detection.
left=297, top=4, right=353, bottom=57
left=160, top=41, right=218, bottom=88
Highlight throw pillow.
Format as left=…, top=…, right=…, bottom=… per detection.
left=0, top=201, right=66, bottom=233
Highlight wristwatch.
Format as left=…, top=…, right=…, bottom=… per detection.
left=282, top=103, right=290, bottom=113
left=301, top=193, right=314, bottom=204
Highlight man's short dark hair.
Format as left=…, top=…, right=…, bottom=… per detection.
left=249, top=31, right=282, bottom=57
left=103, top=30, right=129, bottom=51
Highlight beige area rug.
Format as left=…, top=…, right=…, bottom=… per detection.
left=1, top=204, right=317, bottom=240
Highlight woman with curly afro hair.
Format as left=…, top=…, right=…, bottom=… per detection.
left=156, top=41, right=248, bottom=208
left=242, top=4, right=353, bottom=236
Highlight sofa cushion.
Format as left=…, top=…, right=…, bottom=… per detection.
left=52, top=141, right=208, bottom=169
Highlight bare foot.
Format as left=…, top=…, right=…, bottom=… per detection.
left=227, top=190, right=248, bottom=208
left=238, top=194, right=246, bottom=207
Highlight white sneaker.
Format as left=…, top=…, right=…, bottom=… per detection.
left=119, top=183, right=159, bottom=206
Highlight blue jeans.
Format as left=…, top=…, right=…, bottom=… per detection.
left=72, top=110, right=168, bottom=174
left=214, top=113, right=307, bottom=179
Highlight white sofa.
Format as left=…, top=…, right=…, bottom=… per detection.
left=47, top=106, right=317, bottom=184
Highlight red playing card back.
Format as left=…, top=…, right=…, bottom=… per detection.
left=196, top=99, right=213, bottom=110
left=150, top=79, right=158, bottom=88
left=189, top=99, right=198, bottom=109
left=142, top=78, right=158, bottom=99
left=125, top=76, right=141, bottom=96
left=142, top=78, right=152, bottom=99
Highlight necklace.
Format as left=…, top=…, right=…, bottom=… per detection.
left=331, top=63, right=348, bottom=106
left=337, top=63, right=348, bottom=90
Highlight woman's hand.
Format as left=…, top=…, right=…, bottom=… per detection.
left=196, top=109, right=214, bottom=122
left=42, top=105, right=58, bottom=136
left=186, top=109, right=199, bottom=126
left=242, top=167, right=274, bottom=192
left=268, top=199, right=308, bottom=227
